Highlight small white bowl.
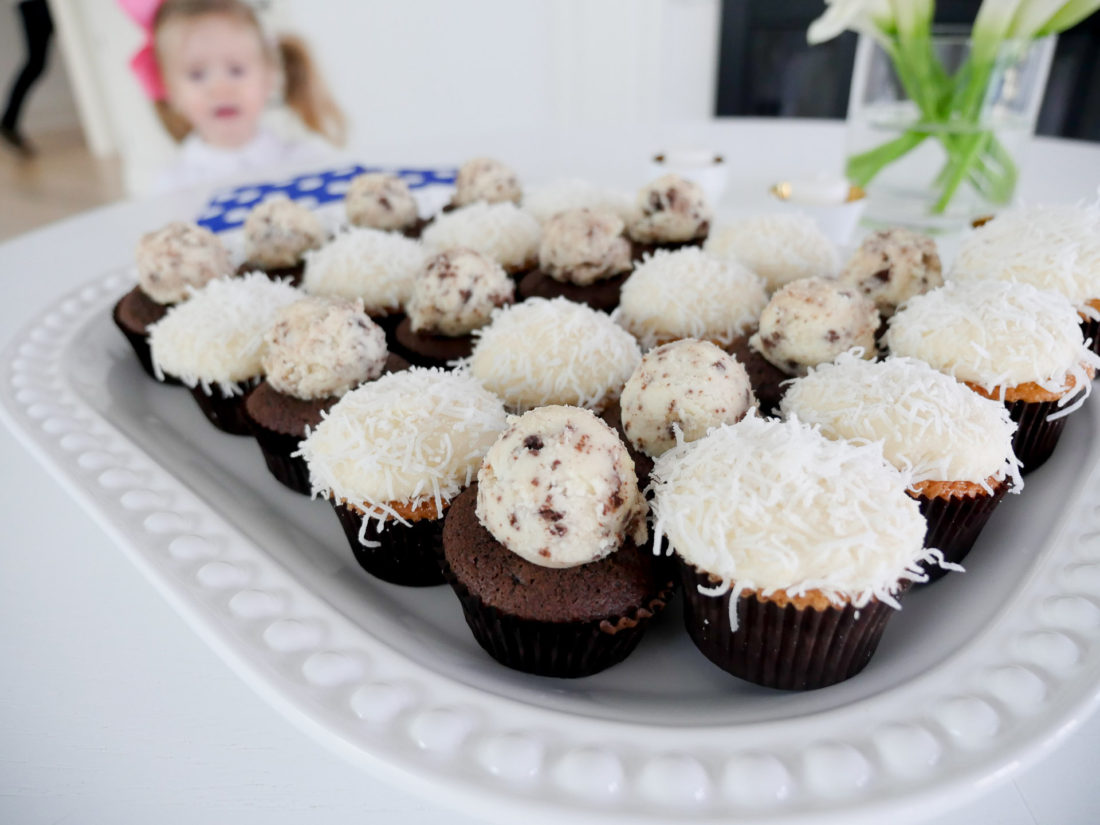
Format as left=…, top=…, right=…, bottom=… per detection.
left=769, top=178, right=867, bottom=246
left=648, top=149, right=729, bottom=206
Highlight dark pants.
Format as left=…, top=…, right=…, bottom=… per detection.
left=2, top=0, right=55, bottom=131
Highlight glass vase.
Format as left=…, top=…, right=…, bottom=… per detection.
left=845, top=32, right=1056, bottom=232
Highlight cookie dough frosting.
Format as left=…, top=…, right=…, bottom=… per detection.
left=302, top=227, right=425, bottom=315
left=838, top=227, right=942, bottom=315
left=243, top=195, right=327, bottom=268
left=422, top=202, right=541, bottom=273
left=345, top=172, right=419, bottom=231
left=135, top=221, right=232, bottom=304
left=749, top=277, right=879, bottom=376
left=781, top=352, right=1021, bottom=491
left=621, top=340, right=755, bottom=457
left=149, top=273, right=300, bottom=394
left=539, top=208, right=632, bottom=285
left=452, top=157, right=522, bottom=207
left=468, top=297, right=642, bottom=411
left=261, top=296, right=388, bottom=400
left=950, top=203, right=1100, bottom=317
left=299, top=368, right=507, bottom=522
left=407, top=248, right=515, bottom=336
left=705, top=213, right=839, bottom=291
left=616, top=248, right=767, bottom=349
left=885, top=280, right=1099, bottom=413
left=628, top=173, right=712, bottom=244
left=476, top=405, right=648, bottom=568
left=523, top=178, right=633, bottom=224
left=651, top=414, right=936, bottom=615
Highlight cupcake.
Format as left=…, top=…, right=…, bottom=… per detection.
left=240, top=195, right=327, bottom=284
left=299, top=368, right=507, bottom=586
left=886, top=280, right=1100, bottom=472
left=705, top=213, right=838, bottom=292
left=449, top=157, right=522, bottom=208
left=836, top=227, right=943, bottom=317
left=744, top=277, right=879, bottom=411
left=422, top=202, right=541, bottom=278
left=244, top=296, right=406, bottom=493
left=114, top=221, right=233, bottom=381
left=395, top=248, right=515, bottom=368
left=518, top=208, right=633, bottom=311
left=441, top=405, right=672, bottom=677
left=781, top=352, right=1021, bottom=579
left=949, top=203, right=1100, bottom=354
left=650, top=414, right=941, bottom=690
left=148, top=273, right=300, bottom=434
left=467, top=297, right=641, bottom=413
left=615, top=248, right=767, bottom=350
left=627, top=173, right=712, bottom=254
left=344, top=172, right=427, bottom=237
left=522, top=178, right=633, bottom=225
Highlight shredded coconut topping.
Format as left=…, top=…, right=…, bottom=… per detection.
left=781, top=352, right=1022, bottom=490
left=523, top=178, right=634, bottom=224
left=299, top=368, right=507, bottom=524
left=705, top=213, right=839, bottom=291
left=407, top=247, right=515, bottom=336
left=301, top=227, right=425, bottom=315
left=838, top=227, right=942, bottom=315
left=467, top=297, right=641, bottom=412
left=452, top=157, right=522, bottom=207
left=135, top=221, right=232, bottom=304
left=422, top=202, right=541, bottom=272
left=243, top=195, right=326, bottom=268
left=345, top=173, right=420, bottom=231
left=148, top=273, right=300, bottom=394
left=476, top=406, right=648, bottom=569
left=627, top=173, right=712, bottom=244
left=539, top=208, right=633, bottom=285
left=615, top=248, right=767, bottom=349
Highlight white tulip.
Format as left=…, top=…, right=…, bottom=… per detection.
left=807, top=0, right=894, bottom=44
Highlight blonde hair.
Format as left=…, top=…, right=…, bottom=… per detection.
left=152, top=0, right=346, bottom=145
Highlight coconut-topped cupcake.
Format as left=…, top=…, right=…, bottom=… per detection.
left=300, top=368, right=507, bottom=585
left=523, top=178, right=633, bottom=224
left=620, top=340, right=755, bottom=459
left=616, top=248, right=767, bottom=350
left=468, top=297, right=641, bottom=412
left=395, top=248, right=515, bottom=367
left=344, top=172, right=423, bottom=235
left=705, top=213, right=838, bottom=291
left=422, top=202, right=541, bottom=275
left=627, top=173, right=712, bottom=248
left=242, top=195, right=326, bottom=278
left=301, top=227, right=425, bottom=320
left=837, top=227, right=942, bottom=316
left=451, top=157, right=522, bottom=207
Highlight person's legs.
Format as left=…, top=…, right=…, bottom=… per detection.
left=1, top=0, right=55, bottom=154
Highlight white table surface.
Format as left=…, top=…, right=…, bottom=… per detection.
left=2, top=119, right=1099, bottom=825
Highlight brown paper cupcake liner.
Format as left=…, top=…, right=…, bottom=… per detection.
left=391, top=318, right=474, bottom=368
left=111, top=294, right=181, bottom=385
left=237, top=261, right=305, bottom=287
left=678, top=560, right=898, bottom=691
left=1081, top=316, right=1100, bottom=357
left=330, top=499, right=445, bottom=587
left=1006, top=397, right=1069, bottom=474
left=248, top=423, right=310, bottom=494
left=916, top=481, right=1010, bottom=582
left=517, top=269, right=629, bottom=313
left=188, top=380, right=257, bottom=435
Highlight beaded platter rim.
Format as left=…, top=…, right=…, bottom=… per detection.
left=4, top=267, right=1100, bottom=825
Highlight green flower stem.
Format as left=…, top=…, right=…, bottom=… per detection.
left=933, top=129, right=992, bottom=212
left=846, top=129, right=929, bottom=186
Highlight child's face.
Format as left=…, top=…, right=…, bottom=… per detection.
left=160, top=15, right=276, bottom=149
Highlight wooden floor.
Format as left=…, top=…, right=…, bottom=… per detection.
left=0, top=128, right=123, bottom=242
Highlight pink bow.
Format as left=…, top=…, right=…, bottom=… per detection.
left=118, top=0, right=166, bottom=100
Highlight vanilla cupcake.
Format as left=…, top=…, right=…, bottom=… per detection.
left=615, top=248, right=767, bottom=350
left=837, top=227, right=942, bottom=317
left=241, top=195, right=327, bottom=283
left=395, top=248, right=515, bottom=367
left=114, top=221, right=233, bottom=380
left=627, top=173, right=712, bottom=251
left=705, top=213, right=839, bottom=292
left=450, top=157, right=522, bottom=208
left=782, top=353, right=1021, bottom=578
left=148, top=273, right=300, bottom=434
left=422, top=202, right=541, bottom=276
left=651, top=414, right=940, bottom=690
left=299, top=368, right=507, bottom=586
left=344, top=172, right=425, bottom=236
left=522, top=178, right=633, bottom=224
left=886, top=280, right=1100, bottom=472
left=468, top=297, right=641, bottom=412
left=441, top=406, right=671, bottom=677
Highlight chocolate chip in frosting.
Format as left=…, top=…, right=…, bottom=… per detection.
left=524, top=435, right=544, bottom=452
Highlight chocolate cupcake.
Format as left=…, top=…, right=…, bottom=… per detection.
left=245, top=296, right=402, bottom=493
left=781, top=352, right=1022, bottom=580
left=441, top=405, right=671, bottom=677
left=519, top=208, right=633, bottom=312
left=627, top=173, right=711, bottom=254
left=837, top=227, right=942, bottom=321
left=447, top=157, right=522, bottom=209
left=148, top=273, right=300, bottom=434
left=705, top=213, right=838, bottom=293
left=395, top=248, right=514, bottom=368
left=650, top=414, right=941, bottom=690
left=886, top=280, right=1100, bottom=472
left=422, top=202, right=541, bottom=278
left=239, top=195, right=327, bottom=285
left=298, top=368, right=507, bottom=586
left=344, top=172, right=428, bottom=238
left=468, top=297, right=641, bottom=413
left=114, top=221, right=233, bottom=381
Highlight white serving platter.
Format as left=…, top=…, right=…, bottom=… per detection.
left=3, top=267, right=1100, bottom=825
